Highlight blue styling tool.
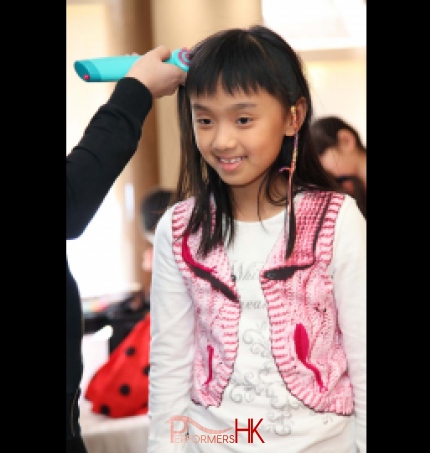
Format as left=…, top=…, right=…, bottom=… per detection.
left=74, top=48, right=190, bottom=82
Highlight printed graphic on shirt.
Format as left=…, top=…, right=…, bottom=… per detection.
left=227, top=256, right=335, bottom=437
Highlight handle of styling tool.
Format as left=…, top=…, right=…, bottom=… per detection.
left=74, top=48, right=190, bottom=82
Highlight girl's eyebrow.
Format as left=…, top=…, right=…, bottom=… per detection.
left=191, top=102, right=258, bottom=112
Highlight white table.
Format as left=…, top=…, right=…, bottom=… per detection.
left=80, top=331, right=150, bottom=453
left=80, top=398, right=149, bottom=453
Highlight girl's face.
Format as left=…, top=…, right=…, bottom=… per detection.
left=190, top=84, right=290, bottom=197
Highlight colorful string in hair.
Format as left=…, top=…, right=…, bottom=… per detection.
left=279, top=105, right=298, bottom=213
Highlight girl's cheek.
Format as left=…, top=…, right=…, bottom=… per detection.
left=192, top=127, right=203, bottom=146
left=194, top=132, right=207, bottom=152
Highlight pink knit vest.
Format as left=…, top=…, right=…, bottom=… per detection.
left=171, top=190, right=353, bottom=415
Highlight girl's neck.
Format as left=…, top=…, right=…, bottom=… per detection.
left=234, top=203, right=285, bottom=222
left=231, top=178, right=288, bottom=222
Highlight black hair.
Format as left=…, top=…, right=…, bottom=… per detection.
left=310, top=116, right=366, bottom=157
left=174, top=25, right=338, bottom=258
left=140, top=187, right=174, bottom=234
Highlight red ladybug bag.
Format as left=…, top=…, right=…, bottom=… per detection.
left=85, top=313, right=151, bottom=418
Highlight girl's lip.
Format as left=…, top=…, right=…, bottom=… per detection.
left=217, top=156, right=246, bottom=172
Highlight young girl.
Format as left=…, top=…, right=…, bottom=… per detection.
left=147, top=26, right=366, bottom=452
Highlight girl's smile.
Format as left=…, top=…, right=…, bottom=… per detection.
left=217, top=155, right=246, bottom=172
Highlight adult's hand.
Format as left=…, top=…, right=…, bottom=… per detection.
left=126, top=45, right=187, bottom=98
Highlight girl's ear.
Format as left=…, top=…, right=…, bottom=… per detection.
left=285, top=97, right=307, bottom=136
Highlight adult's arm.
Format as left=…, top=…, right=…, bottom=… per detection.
left=66, top=45, right=186, bottom=240
left=66, top=77, right=152, bottom=239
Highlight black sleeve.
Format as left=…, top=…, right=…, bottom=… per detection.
left=66, top=77, right=153, bottom=239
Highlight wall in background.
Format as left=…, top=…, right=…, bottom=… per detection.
left=303, top=48, right=366, bottom=145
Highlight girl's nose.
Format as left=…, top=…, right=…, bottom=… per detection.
left=212, top=123, right=236, bottom=151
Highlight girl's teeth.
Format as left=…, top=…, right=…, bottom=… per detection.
left=220, top=157, right=242, bottom=163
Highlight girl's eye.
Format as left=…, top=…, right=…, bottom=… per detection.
left=237, top=117, right=251, bottom=125
left=196, top=118, right=212, bottom=125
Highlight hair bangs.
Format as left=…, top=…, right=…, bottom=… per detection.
left=186, top=31, right=280, bottom=98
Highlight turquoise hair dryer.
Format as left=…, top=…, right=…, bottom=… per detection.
left=74, top=48, right=190, bottom=82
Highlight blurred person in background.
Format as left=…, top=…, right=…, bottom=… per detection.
left=310, top=115, right=366, bottom=218
left=140, top=187, right=174, bottom=296
left=66, top=46, right=186, bottom=453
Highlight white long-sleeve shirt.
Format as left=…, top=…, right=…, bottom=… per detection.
left=147, top=194, right=366, bottom=452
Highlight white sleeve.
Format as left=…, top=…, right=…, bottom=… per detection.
left=147, top=206, right=195, bottom=453
left=331, top=195, right=366, bottom=452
